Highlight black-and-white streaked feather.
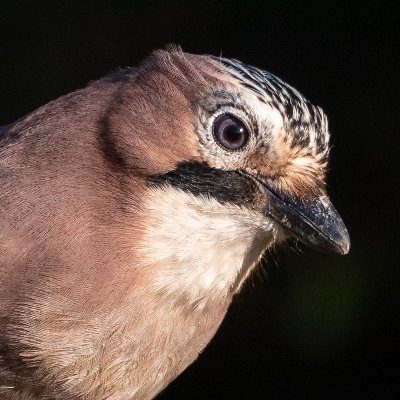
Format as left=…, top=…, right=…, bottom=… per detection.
left=209, top=55, right=329, bottom=160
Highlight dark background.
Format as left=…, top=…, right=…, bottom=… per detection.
left=0, top=1, right=398, bottom=399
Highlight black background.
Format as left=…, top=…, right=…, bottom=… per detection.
left=0, top=1, right=398, bottom=399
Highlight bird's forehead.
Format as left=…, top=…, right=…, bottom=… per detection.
left=206, top=55, right=330, bottom=158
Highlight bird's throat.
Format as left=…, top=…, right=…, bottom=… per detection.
left=138, top=186, right=280, bottom=306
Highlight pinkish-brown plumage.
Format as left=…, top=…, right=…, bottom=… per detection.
left=0, top=48, right=349, bottom=399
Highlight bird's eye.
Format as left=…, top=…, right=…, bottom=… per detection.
left=213, top=114, right=249, bottom=150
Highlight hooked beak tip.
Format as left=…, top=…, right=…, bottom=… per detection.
left=333, top=229, right=350, bottom=255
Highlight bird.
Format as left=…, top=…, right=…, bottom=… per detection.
left=0, top=47, right=350, bottom=399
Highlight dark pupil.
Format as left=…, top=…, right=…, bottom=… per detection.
left=213, top=114, right=248, bottom=150
left=224, top=125, right=243, bottom=144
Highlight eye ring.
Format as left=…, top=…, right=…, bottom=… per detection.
left=212, top=113, right=249, bottom=151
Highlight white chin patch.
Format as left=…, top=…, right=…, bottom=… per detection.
left=137, top=186, right=286, bottom=304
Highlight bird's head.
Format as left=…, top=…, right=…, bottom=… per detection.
left=100, top=48, right=349, bottom=296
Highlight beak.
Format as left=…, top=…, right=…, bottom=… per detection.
left=241, top=173, right=350, bottom=255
